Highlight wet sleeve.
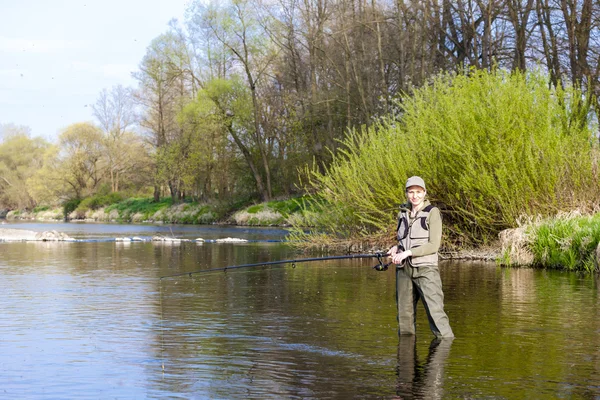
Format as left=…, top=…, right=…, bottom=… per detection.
left=409, top=207, right=442, bottom=257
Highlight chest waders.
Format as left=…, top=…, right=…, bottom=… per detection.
left=395, top=204, right=454, bottom=338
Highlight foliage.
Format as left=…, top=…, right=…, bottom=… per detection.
left=63, top=198, right=81, bottom=219
left=99, top=196, right=226, bottom=224
left=295, top=69, right=599, bottom=246
left=0, top=134, right=50, bottom=209
left=246, top=197, right=306, bottom=216
left=168, top=77, right=257, bottom=202
left=76, top=192, right=126, bottom=212
left=232, top=196, right=311, bottom=226
left=191, top=77, right=265, bottom=198
left=105, top=197, right=174, bottom=221
left=50, top=122, right=106, bottom=200
left=27, top=145, right=68, bottom=205
left=527, top=213, right=600, bottom=272
left=15, top=0, right=600, bottom=213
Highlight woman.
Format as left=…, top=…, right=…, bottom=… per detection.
left=388, top=176, right=454, bottom=338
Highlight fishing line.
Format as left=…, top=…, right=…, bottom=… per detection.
left=159, top=252, right=391, bottom=280
left=159, top=279, right=165, bottom=375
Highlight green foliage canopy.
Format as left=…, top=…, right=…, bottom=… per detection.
left=0, top=134, right=49, bottom=209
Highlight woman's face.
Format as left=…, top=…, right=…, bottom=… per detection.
left=406, top=185, right=426, bottom=209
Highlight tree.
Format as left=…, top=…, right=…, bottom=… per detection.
left=27, top=145, right=67, bottom=205
left=192, top=0, right=279, bottom=201
left=134, top=32, right=190, bottom=202
left=200, top=78, right=268, bottom=198
left=506, top=0, right=536, bottom=72
left=178, top=88, right=234, bottom=201
left=57, top=123, right=106, bottom=199
left=0, top=123, right=31, bottom=142
left=122, top=0, right=600, bottom=211
left=92, top=85, right=139, bottom=192
left=0, top=134, right=49, bottom=209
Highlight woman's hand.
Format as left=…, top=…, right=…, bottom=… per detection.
left=392, top=250, right=412, bottom=266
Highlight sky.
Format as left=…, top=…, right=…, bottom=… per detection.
left=0, top=0, right=190, bottom=141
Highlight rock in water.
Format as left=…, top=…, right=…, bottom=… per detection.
left=34, top=230, right=72, bottom=241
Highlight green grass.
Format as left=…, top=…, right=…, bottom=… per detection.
left=245, top=197, right=306, bottom=216
left=76, top=192, right=126, bottom=212
left=105, top=197, right=174, bottom=221
left=529, top=214, right=600, bottom=272
left=102, top=197, right=221, bottom=224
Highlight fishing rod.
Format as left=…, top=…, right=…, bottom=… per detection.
left=160, top=252, right=392, bottom=280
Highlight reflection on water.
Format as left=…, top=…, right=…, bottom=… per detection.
left=0, top=228, right=600, bottom=398
left=396, top=336, right=453, bottom=399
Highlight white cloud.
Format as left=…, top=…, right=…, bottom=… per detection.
left=0, top=36, right=83, bottom=53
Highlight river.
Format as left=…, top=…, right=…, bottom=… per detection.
left=1, top=221, right=599, bottom=399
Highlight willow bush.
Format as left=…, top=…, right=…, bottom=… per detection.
left=292, top=69, right=599, bottom=247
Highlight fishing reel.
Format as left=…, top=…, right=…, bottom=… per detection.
left=373, top=253, right=392, bottom=271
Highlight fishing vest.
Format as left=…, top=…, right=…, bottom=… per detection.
left=396, top=203, right=438, bottom=267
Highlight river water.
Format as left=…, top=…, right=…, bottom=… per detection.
left=1, top=222, right=599, bottom=399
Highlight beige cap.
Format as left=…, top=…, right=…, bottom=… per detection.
left=405, top=176, right=426, bottom=191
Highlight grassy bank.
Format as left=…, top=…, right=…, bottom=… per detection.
left=499, top=212, right=600, bottom=272
left=7, top=196, right=306, bottom=227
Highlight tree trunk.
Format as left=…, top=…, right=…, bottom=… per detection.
left=226, top=119, right=269, bottom=201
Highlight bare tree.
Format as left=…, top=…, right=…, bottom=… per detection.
left=506, top=0, right=536, bottom=71
left=92, top=85, right=138, bottom=192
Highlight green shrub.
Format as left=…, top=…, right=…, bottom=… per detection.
left=76, top=192, right=126, bottom=213
left=246, top=204, right=263, bottom=214
left=63, top=198, right=81, bottom=219
left=295, top=69, right=599, bottom=245
left=245, top=197, right=307, bottom=216
left=266, top=197, right=306, bottom=216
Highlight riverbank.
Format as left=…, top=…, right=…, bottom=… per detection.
left=5, top=200, right=600, bottom=272
left=2, top=219, right=597, bottom=272
left=9, top=196, right=305, bottom=227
